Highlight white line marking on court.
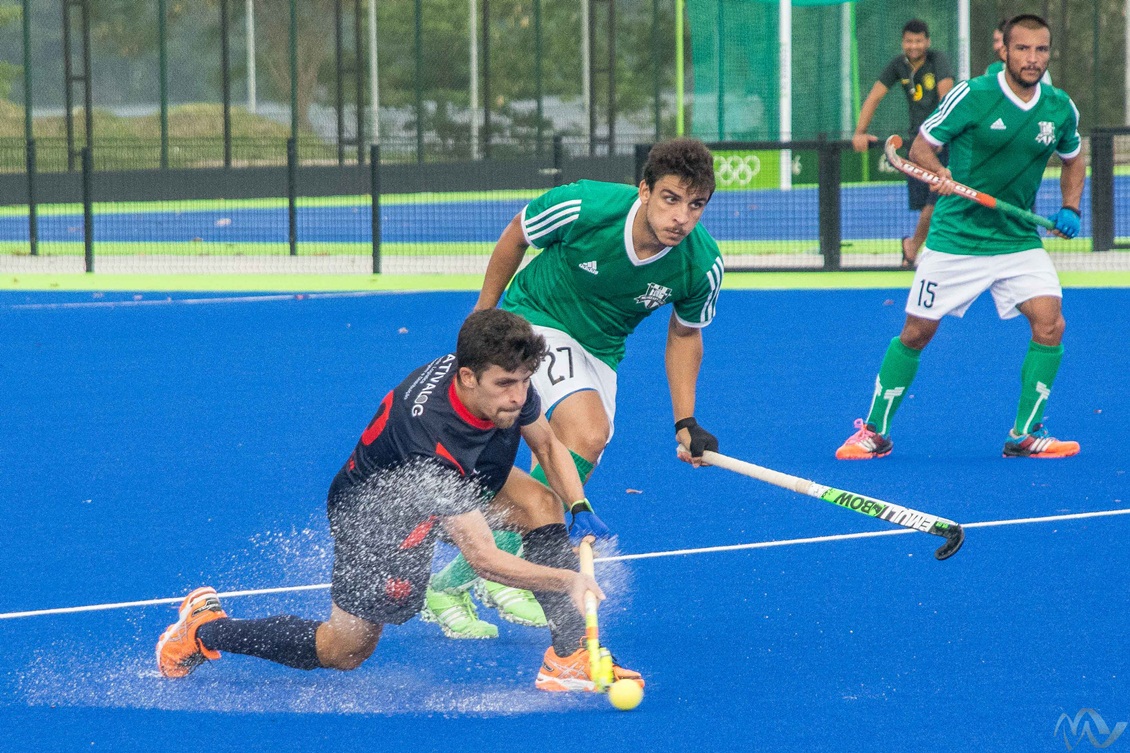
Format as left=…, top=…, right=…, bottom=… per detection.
left=1, top=507, right=1127, bottom=621
left=8, top=290, right=406, bottom=310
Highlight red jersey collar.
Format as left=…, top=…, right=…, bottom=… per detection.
left=448, top=380, right=495, bottom=430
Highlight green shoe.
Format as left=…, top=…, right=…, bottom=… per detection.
left=473, top=579, right=547, bottom=628
left=418, top=587, right=497, bottom=637
left=419, top=587, right=499, bottom=639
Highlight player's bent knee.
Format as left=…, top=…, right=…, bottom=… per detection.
left=317, top=635, right=378, bottom=670
left=521, top=482, right=566, bottom=527
left=570, top=429, right=608, bottom=463
left=316, top=611, right=381, bottom=670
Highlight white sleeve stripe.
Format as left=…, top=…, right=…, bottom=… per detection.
left=674, top=314, right=709, bottom=329
left=526, top=212, right=580, bottom=242
left=525, top=199, right=581, bottom=227
left=1055, top=99, right=1081, bottom=159
left=525, top=205, right=580, bottom=234
left=923, top=80, right=969, bottom=127
left=697, top=258, right=724, bottom=324
left=921, top=81, right=970, bottom=133
left=919, top=127, right=944, bottom=147
left=524, top=208, right=581, bottom=241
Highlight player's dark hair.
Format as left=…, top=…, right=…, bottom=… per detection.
left=642, top=138, right=715, bottom=197
left=1003, top=14, right=1050, bottom=46
left=996, top=18, right=1009, bottom=33
left=456, top=309, right=548, bottom=377
left=902, top=19, right=928, bottom=37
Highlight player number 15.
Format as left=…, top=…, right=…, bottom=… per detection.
left=916, top=280, right=937, bottom=309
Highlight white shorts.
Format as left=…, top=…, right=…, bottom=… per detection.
left=530, top=325, right=618, bottom=442
left=905, top=247, right=1062, bottom=321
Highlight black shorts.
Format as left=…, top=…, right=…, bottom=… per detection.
left=326, top=491, right=439, bottom=626
left=906, top=142, right=948, bottom=211
left=907, top=176, right=938, bottom=211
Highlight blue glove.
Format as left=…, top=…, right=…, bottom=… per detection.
left=1047, top=207, right=1081, bottom=239
left=568, top=499, right=613, bottom=543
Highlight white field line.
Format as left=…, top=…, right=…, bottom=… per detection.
left=1, top=507, right=1127, bottom=621
left=8, top=290, right=406, bottom=310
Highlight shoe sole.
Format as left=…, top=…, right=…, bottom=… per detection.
left=536, top=674, right=596, bottom=692
left=835, top=449, right=892, bottom=460
left=418, top=606, right=499, bottom=639
left=1002, top=449, right=1080, bottom=458
left=473, top=583, right=547, bottom=628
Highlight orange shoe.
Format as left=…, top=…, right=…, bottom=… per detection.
left=156, top=586, right=227, bottom=678
left=1003, top=424, right=1080, bottom=458
left=835, top=418, right=893, bottom=460
left=535, top=640, right=644, bottom=692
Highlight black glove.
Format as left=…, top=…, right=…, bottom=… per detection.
left=676, top=417, right=718, bottom=458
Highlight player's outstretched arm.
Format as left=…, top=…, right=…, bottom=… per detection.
left=1047, top=154, right=1085, bottom=239
left=1059, top=154, right=1085, bottom=215
left=667, top=315, right=717, bottom=466
left=475, top=214, right=530, bottom=311
left=852, top=82, right=888, bottom=153
left=442, top=508, right=602, bottom=612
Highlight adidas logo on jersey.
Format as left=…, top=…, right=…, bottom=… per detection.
left=990, top=118, right=1007, bottom=130
left=578, top=261, right=598, bottom=275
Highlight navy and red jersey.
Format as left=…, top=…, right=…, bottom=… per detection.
left=328, top=353, right=542, bottom=518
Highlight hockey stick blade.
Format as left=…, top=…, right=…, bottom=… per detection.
left=699, top=449, right=965, bottom=560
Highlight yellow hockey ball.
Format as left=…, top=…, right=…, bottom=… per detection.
left=607, top=679, right=644, bottom=711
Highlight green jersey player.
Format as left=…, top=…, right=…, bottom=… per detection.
left=837, top=14, right=1084, bottom=461
left=421, top=138, right=724, bottom=638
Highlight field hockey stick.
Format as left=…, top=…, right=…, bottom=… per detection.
left=697, top=449, right=964, bottom=560
left=578, top=536, right=613, bottom=691
left=883, top=134, right=1056, bottom=231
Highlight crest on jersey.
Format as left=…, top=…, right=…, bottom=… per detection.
left=634, top=282, right=672, bottom=310
left=923, top=73, right=936, bottom=91
left=1035, top=121, right=1056, bottom=146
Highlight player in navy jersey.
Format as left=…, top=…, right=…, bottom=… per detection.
left=157, top=309, right=643, bottom=692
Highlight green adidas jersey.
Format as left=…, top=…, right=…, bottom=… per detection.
left=501, top=180, right=724, bottom=369
left=920, top=72, right=1080, bottom=255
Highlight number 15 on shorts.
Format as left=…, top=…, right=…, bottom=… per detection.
left=916, top=280, right=937, bottom=309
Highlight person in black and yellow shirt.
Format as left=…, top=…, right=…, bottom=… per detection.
left=853, top=19, right=954, bottom=267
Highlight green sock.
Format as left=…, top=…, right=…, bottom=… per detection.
left=531, top=450, right=595, bottom=511
left=430, top=530, right=522, bottom=593
left=864, top=337, right=922, bottom=436
left=1014, top=340, right=1063, bottom=435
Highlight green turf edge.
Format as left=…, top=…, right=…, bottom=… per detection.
left=3, top=269, right=1128, bottom=292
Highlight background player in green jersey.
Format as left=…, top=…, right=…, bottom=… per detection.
left=420, top=138, right=724, bottom=639
left=837, top=14, right=1084, bottom=462
left=853, top=19, right=954, bottom=267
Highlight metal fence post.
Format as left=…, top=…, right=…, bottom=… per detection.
left=370, top=143, right=381, bottom=274
left=817, top=135, right=842, bottom=271
left=634, top=142, right=651, bottom=186
left=221, top=0, right=232, bottom=168
left=26, top=139, right=38, bottom=257
left=552, top=134, right=564, bottom=187
left=1090, top=130, right=1114, bottom=253
left=287, top=137, right=298, bottom=256
left=82, top=146, right=94, bottom=272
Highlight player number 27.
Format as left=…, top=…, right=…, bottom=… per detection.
left=545, top=346, right=574, bottom=385
left=916, top=280, right=938, bottom=309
